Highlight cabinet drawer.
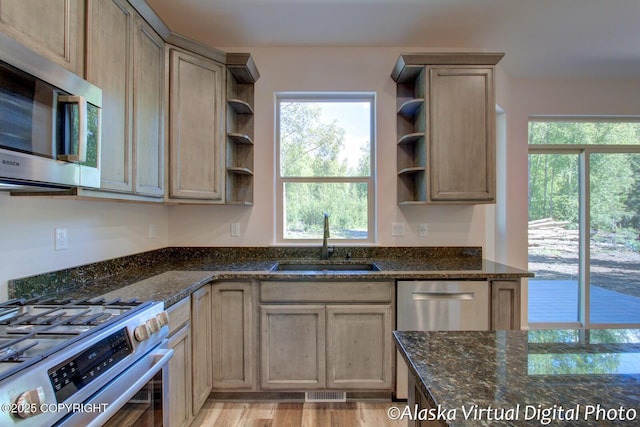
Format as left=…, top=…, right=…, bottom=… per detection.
left=167, top=297, right=191, bottom=336
left=260, top=281, right=393, bottom=303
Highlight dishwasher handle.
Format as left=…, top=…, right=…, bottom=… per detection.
left=411, top=291, right=475, bottom=301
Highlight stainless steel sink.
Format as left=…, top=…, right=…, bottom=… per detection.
left=273, top=262, right=380, bottom=272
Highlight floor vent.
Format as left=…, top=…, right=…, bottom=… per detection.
left=305, top=391, right=347, bottom=402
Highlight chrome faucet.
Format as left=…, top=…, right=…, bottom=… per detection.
left=321, top=213, right=332, bottom=259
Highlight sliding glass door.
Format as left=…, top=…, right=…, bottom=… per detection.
left=528, top=120, right=640, bottom=328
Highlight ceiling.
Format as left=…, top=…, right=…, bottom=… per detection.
left=146, top=0, right=640, bottom=80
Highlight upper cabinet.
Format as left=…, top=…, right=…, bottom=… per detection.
left=85, top=0, right=165, bottom=200
left=165, top=47, right=260, bottom=204
left=167, top=47, right=225, bottom=202
left=0, top=0, right=85, bottom=75
left=392, top=53, right=504, bottom=204
left=1, top=0, right=259, bottom=205
left=225, top=53, right=260, bottom=205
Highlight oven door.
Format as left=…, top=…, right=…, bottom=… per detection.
left=55, top=344, right=172, bottom=427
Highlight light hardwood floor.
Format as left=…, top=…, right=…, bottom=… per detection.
left=191, top=400, right=406, bottom=426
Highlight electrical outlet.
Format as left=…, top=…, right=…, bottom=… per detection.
left=419, top=223, right=428, bottom=237
left=230, top=223, right=240, bottom=237
left=149, top=224, right=157, bottom=239
left=54, top=228, right=68, bottom=251
left=391, top=222, right=405, bottom=237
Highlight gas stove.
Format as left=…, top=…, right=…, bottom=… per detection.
left=0, top=297, right=170, bottom=426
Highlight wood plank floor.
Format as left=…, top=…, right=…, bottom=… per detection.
left=191, top=400, right=405, bottom=426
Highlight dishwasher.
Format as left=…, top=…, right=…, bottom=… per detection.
left=395, top=280, right=490, bottom=399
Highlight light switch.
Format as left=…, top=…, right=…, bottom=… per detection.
left=391, top=222, right=405, bottom=237
left=231, top=223, right=240, bottom=237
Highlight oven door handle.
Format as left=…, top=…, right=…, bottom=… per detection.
left=80, top=347, right=173, bottom=427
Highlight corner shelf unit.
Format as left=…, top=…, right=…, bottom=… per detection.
left=225, top=53, right=260, bottom=205
left=395, top=65, right=427, bottom=204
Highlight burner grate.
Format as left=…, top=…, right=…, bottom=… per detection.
left=0, top=297, right=146, bottom=363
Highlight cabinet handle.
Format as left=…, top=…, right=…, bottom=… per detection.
left=411, top=292, right=474, bottom=301
left=57, top=95, right=87, bottom=163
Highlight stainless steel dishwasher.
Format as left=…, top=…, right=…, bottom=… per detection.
left=396, top=280, right=490, bottom=399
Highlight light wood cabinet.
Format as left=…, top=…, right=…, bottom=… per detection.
left=259, top=281, right=394, bottom=392
left=85, top=0, right=164, bottom=199
left=191, top=285, right=213, bottom=415
left=326, top=305, right=393, bottom=390
left=167, top=297, right=193, bottom=427
left=0, top=0, right=85, bottom=75
left=212, top=281, right=256, bottom=390
left=260, top=305, right=326, bottom=390
left=132, top=15, right=165, bottom=197
left=168, top=47, right=225, bottom=202
left=392, top=53, right=503, bottom=204
left=491, top=280, right=521, bottom=330
left=407, top=373, right=447, bottom=427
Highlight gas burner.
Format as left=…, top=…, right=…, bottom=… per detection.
left=0, top=341, right=38, bottom=363
left=0, top=298, right=148, bottom=368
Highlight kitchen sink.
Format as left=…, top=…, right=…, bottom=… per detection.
left=272, top=261, right=381, bottom=272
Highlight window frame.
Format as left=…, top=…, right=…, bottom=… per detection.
left=528, top=116, right=640, bottom=329
left=275, top=92, right=377, bottom=245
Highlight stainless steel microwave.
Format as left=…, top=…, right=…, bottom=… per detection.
left=0, top=33, right=102, bottom=192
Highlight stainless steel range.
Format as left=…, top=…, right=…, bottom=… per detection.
left=0, top=297, right=172, bottom=427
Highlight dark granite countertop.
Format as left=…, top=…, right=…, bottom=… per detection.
left=9, top=247, right=532, bottom=308
left=393, top=329, right=640, bottom=426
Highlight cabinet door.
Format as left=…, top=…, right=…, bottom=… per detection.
left=326, top=305, right=392, bottom=390
left=168, top=324, right=193, bottom=427
left=491, top=280, right=521, bottom=330
left=191, top=285, right=212, bottom=415
left=212, top=282, right=255, bottom=389
left=132, top=16, right=164, bottom=197
left=260, top=305, right=326, bottom=390
left=0, top=0, right=84, bottom=74
left=408, top=374, right=448, bottom=427
left=86, top=0, right=134, bottom=193
left=429, top=67, right=495, bottom=202
left=169, top=49, right=225, bottom=201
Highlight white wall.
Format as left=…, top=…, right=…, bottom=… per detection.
left=0, top=194, right=169, bottom=299
left=169, top=47, right=495, bottom=250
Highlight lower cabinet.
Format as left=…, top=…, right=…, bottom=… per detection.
left=191, top=285, right=213, bottom=415
left=490, top=280, right=521, bottom=330
left=166, top=297, right=193, bottom=427
left=260, top=305, right=326, bottom=390
left=326, top=305, right=392, bottom=389
left=212, top=281, right=256, bottom=390
left=259, top=281, right=394, bottom=392
left=408, top=373, right=447, bottom=427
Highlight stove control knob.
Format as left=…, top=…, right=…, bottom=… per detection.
left=156, top=311, right=169, bottom=327
left=134, top=324, right=151, bottom=342
left=12, top=387, right=45, bottom=419
left=146, top=317, right=160, bottom=334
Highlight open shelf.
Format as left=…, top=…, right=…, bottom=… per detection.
left=397, top=98, right=424, bottom=117
left=394, top=64, right=427, bottom=204
left=227, top=133, right=254, bottom=145
left=225, top=53, right=258, bottom=204
left=227, top=99, right=254, bottom=115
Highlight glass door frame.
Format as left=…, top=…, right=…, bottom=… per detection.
left=529, top=139, right=640, bottom=329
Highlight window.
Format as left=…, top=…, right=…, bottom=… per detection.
left=276, top=93, right=375, bottom=243
left=528, top=119, right=640, bottom=328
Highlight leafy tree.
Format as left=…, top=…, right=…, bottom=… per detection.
left=280, top=102, right=369, bottom=238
